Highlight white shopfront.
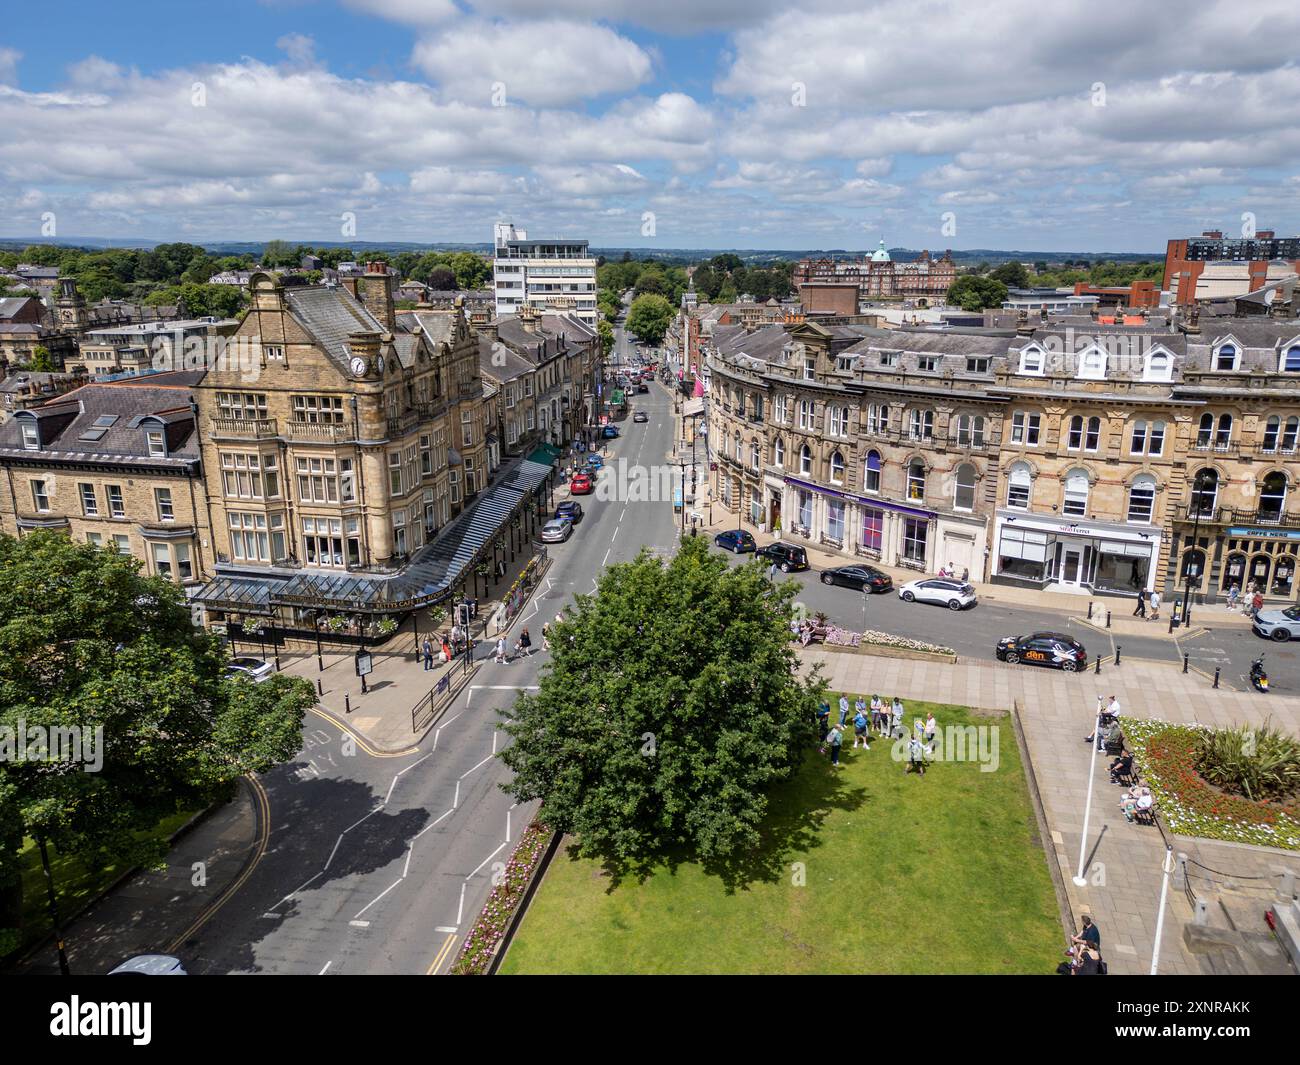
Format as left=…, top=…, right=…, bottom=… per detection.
left=992, top=511, right=1160, bottom=597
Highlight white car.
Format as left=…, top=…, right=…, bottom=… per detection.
left=898, top=578, right=978, bottom=611
left=225, top=656, right=274, bottom=682
left=540, top=518, right=573, bottom=543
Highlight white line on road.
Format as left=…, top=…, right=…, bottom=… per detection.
left=611, top=526, right=619, bottom=541
left=459, top=753, right=494, bottom=779
left=434, top=926, right=458, bottom=934
left=602, top=548, right=611, bottom=566
left=353, top=878, right=403, bottom=920
left=412, top=807, right=454, bottom=841
left=319, top=961, right=332, bottom=974
left=469, top=685, right=539, bottom=691
left=492, top=730, right=499, bottom=755
left=453, top=780, right=460, bottom=808
left=466, top=840, right=509, bottom=880
left=457, top=883, right=466, bottom=925
left=506, top=808, right=511, bottom=842
left=348, top=920, right=370, bottom=928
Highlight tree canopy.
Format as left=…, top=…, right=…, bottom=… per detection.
left=0, top=532, right=315, bottom=940
left=625, top=293, right=674, bottom=346
left=499, top=537, right=824, bottom=868
left=946, top=275, right=1008, bottom=311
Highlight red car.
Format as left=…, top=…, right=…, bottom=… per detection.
left=570, top=473, right=593, bottom=495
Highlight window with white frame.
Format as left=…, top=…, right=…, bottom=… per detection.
left=1214, top=342, right=1239, bottom=372
left=1010, top=411, right=1041, bottom=445
left=1062, top=469, right=1089, bottom=516
left=1283, top=346, right=1300, bottom=373
left=1144, top=349, right=1172, bottom=381
left=829, top=450, right=845, bottom=484
left=774, top=437, right=785, bottom=467
left=1018, top=346, right=1045, bottom=375
left=292, top=394, right=345, bottom=423
left=20, top=421, right=39, bottom=450
left=31, top=479, right=49, bottom=512
left=1006, top=461, right=1031, bottom=508
left=217, top=392, right=268, bottom=420
left=863, top=451, right=881, bottom=493
left=750, top=440, right=761, bottom=470
left=797, top=399, right=814, bottom=430
left=302, top=516, right=345, bottom=567
left=800, top=444, right=812, bottom=475
left=155, top=487, right=173, bottom=522
left=828, top=406, right=849, bottom=437
left=106, top=484, right=125, bottom=517
left=1077, top=347, right=1107, bottom=379
left=388, top=451, right=403, bottom=496
left=228, top=512, right=270, bottom=561
left=864, top=404, right=887, bottom=434
left=906, top=459, right=925, bottom=501
left=79, top=483, right=98, bottom=516
left=774, top=394, right=789, bottom=423
left=955, top=414, right=985, bottom=447
left=1127, top=474, right=1156, bottom=522
left=297, top=456, right=341, bottom=503
left=954, top=463, right=977, bottom=511
left=145, top=429, right=166, bottom=457
left=908, top=408, right=934, bottom=441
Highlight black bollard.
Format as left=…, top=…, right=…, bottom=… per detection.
left=1095, top=655, right=1101, bottom=675
left=1106, top=610, right=1111, bottom=629
left=344, top=692, right=352, bottom=714
left=317, top=678, right=323, bottom=697
left=1183, top=653, right=1189, bottom=674
left=1213, top=667, right=1220, bottom=689
left=1115, top=644, right=1122, bottom=667
left=1167, top=615, right=1174, bottom=634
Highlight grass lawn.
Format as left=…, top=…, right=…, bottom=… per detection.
left=500, top=699, right=1063, bottom=974
left=13, top=810, right=198, bottom=952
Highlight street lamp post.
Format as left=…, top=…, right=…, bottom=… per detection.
left=1150, top=845, right=1176, bottom=975
left=1072, top=695, right=1104, bottom=887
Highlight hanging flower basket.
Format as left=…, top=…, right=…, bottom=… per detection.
left=427, top=606, right=447, bottom=627
left=242, top=619, right=265, bottom=636
left=324, top=614, right=350, bottom=634
left=376, top=617, right=399, bottom=637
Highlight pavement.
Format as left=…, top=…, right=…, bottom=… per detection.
left=802, top=647, right=1300, bottom=975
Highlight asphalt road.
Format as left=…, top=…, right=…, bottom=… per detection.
left=179, top=323, right=679, bottom=974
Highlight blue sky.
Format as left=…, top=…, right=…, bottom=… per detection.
left=1, top=0, right=1297, bottom=252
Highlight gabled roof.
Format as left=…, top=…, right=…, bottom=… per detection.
left=284, top=285, right=385, bottom=370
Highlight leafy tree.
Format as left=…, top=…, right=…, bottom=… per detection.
left=990, top=261, right=1029, bottom=288
left=947, top=275, right=1008, bottom=312
left=499, top=538, right=824, bottom=867
left=597, top=318, right=615, bottom=357
left=597, top=289, right=623, bottom=322
left=27, top=346, right=55, bottom=373
left=0, top=531, right=314, bottom=945
left=633, top=270, right=667, bottom=297
left=260, top=240, right=301, bottom=269
left=625, top=293, right=674, bottom=346
left=427, top=266, right=457, bottom=291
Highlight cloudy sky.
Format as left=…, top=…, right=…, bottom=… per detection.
left=1, top=0, right=1296, bottom=251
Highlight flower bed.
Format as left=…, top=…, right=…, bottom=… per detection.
left=451, top=820, right=553, bottom=974
left=859, top=629, right=955, bottom=656
left=1122, top=718, right=1300, bottom=851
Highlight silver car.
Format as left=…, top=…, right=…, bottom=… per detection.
left=898, top=578, right=978, bottom=611
left=540, top=518, right=573, bottom=543
left=225, top=656, right=274, bottom=682
left=1252, top=604, right=1300, bottom=641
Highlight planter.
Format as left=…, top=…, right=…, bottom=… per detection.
left=816, top=641, right=958, bottom=664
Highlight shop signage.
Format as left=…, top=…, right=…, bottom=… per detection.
left=783, top=476, right=934, bottom=520
left=1227, top=527, right=1300, bottom=540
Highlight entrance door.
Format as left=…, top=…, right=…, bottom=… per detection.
left=1061, top=548, right=1083, bottom=586
left=769, top=493, right=781, bottom=531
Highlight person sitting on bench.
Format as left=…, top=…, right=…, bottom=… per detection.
left=1108, top=750, right=1134, bottom=784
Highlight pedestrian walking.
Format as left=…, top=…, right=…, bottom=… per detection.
left=518, top=627, right=532, bottom=657
left=1241, top=581, right=1256, bottom=615
left=421, top=637, right=434, bottom=671
left=826, top=723, right=844, bottom=767
left=1251, top=590, right=1264, bottom=618
left=1148, top=589, right=1160, bottom=621
left=495, top=636, right=508, bottom=664
left=541, top=622, right=550, bottom=651
left=1132, top=589, right=1146, bottom=618
left=907, top=735, right=926, bottom=775
left=441, top=636, right=452, bottom=663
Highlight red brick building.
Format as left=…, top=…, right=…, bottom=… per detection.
left=1163, top=229, right=1300, bottom=304
left=793, top=243, right=956, bottom=301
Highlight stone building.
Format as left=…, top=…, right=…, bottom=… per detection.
left=0, top=370, right=212, bottom=588
left=793, top=243, right=957, bottom=302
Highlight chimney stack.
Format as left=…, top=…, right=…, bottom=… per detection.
left=359, top=261, right=396, bottom=331
left=519, top=304, right=539, bottom=334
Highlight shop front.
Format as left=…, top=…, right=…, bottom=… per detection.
left=1203, top=526, right=1300, bottom=604
left=992, top=511, right=1159, bottom=597
left=781, top=476, right=938, bottom=571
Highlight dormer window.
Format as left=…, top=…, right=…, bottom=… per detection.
left=1281, top=345, right=1300, bottom=373
left=1213, top=342, right=1239, bottom=372
left=1077, top=346, right=1107, bottom=380
left=146, top=429, right=166, bottom=457
left=1143, top=348, right=1173, bottom=381
left=20, top=421, right=39, bottom=451
left=1018, top=346, right=1045, bottom=375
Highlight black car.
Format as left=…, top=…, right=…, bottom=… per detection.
left=820, top=564, right=892, bottom=592
left=996, top=632, right=1088, bottom=672
left=756, top=542, right=810, bottom=572
left=555, top=501, right=583, bottom=524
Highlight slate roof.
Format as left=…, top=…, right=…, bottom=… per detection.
left=284, top=285, right=385, bottom=370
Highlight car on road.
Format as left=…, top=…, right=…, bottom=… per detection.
left=714, top=529, right=756, bottom=553
left=756, top=541, right=810, bottom=572
left=1252, top=604, right=1300, bottom=641
left=820, top=564, right=892, bottom=592
left=636, top=381, right=649, bottom=393
left=633, top=410, right=648, bottom=423
left=109, top=954, right=188, bottom=976
left=225, top=656, right=274, bottom=683
left=585, top=454, right=604, bottom=469
left=569, top=473, right=593, bottom=495
left=541, top=518, right=573, bottom=543
left=555, top=501, right=583, bottom=524
left=602, top=425, right=621, bottom=439
left=898, top=578, right=978, bottom=610
left=995, top=632, right=1088, bottom=672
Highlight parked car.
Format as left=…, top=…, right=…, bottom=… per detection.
left=756, top=541, right=810, bottom=572
left=602, top=425, right=621, bottom=438
left=225, top=656, right=274, bottom=683
left=570, top=473, right=593, bottom=495
left=898, top=578, right=978, bottom=610
left=714, top=529, right=757, bottom=553
left=555, top=501, right=583, bottom=524
left=633, top=410, right=649, bottom=423
left=585, top=454, right=604, bottom=469
left=1252, top=605, right=1300, bottom=641
left=109, top=955, right=187, bottom=976
left=541, top=518, right=573, bottom=543
left=996, top=632, right=1088, bottom=672
left=821, top=564, right=892, bottom=592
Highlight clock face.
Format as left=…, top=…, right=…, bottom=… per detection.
left=350, top=355, right=368, bottom=377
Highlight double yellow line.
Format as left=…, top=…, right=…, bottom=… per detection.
left=307, top=705, right=418, bottom=759
left=167, top=773, right=271, bottom=954
left=426, top=932, right=457, bottom=975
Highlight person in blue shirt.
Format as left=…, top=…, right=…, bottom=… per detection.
left=852, top=706, right=870, bottom=749
left=838, top=694, right=850, bottom=726
left=826, top=723, right=844, bottom=766
left=1071, top=915, right=1101, bottom=951
left=815, top=701, right=831, bottom=744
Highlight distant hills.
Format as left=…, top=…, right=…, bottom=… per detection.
left=0, top=236, right=1163, bottom=264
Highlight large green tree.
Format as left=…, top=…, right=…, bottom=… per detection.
left=946, top=275, right=1008, bottom=311
left=499, top=538, right=824, bottom=867
left=625, top=293, right=674, bottom=346
left=0, top=532, right=315, bottom=942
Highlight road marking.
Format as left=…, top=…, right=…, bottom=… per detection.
left=469, top=685, right=539, bottom=691
left=319, top=961, right=332, bottom=975
left=349, top=920, right=370, bottom=928
left=456, top=883, right=466, bottom=924
left=611, top=526, right=619, bottom=541
left=427, top=932, right=457, bottom=975
left=467, top=840, right=508, bottom=880
left=459, top=753, right=494, bottom=779
left=353, top=877, right=403, bottom=920
left=435, top=925, right=458, bottom=934
left=506, top=808, right=511, bottom=842
left=602, top=548, right=611, bottom=566
left=413, top=807, right=455, bottom=841
left=453, top=780, right=460, bottom=808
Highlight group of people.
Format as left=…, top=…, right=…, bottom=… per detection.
left=935, top=562, right=969, bottom=581
left=1062, top=916, right=1105, bottom=975
left=1082, top=696, right=1158, bottom=826
left=1225, top=581, right=1266, bottom=618
left=1130, top=588, right=1162, bottom=620
left=816, top=695, right=935, bottom=776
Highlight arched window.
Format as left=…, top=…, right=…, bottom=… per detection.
left=1215, top=343, right=1238, bottom=371
left=1127, top=474, right=1156, bottom=522
left=1067, top=415, right=1084, bottom=450
left=1144, top=350, right=1172, bottom=381
left=800, top=444, right=812, bottom=475
left=1216, top=413, right=1233, bottom=449
left=1284, top=417, right=1300, bottom=453
left=1263, top=416, right=1281, bottom=452
left=1222, top=551, right=1246, bottom=591
left=1149, top=420, right=1166, bottom=456
left=1078, top=347, right=1107, bottom=379
left=1063, top=468, right=1090, bottom=517
left=954, top=463, right=977, bottom=511
left=750, top=439, right=761, bottom=470
left=864, top=450, right=881, bottom=493
left=1196, top=412, right=1214, bottom=449
left=1019, top=346, right=1044, bottom=375
left=1260, top=471, right=1288, bottom=523
left=906, top=460, right=925, bottom=501
left=908, top=408, right=933, bottom=441
left=733, top=432, right=741, bottom=460
left=1130, top=419, right=1147, bottom=454
left=1085, top=416, right=1101, bottom=451
left=1191, top=468, right=1218, bottom=517
left=955, top=414, right=985, bottom=447
left=774, top=437, right=785, bottom=468
left=1285, top=347, right=1300, bottom=373
left=1006, top=461, right=1031, bottom=509
left=829, top=450, right=845, bottom=484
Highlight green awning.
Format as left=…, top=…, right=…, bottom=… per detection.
left=527, top=443, right=561, bottom=465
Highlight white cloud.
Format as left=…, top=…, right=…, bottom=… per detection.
left=276, top=33, right=320, bottom=68
left=411, top=19, right=653, bottom=106
left=0, top=48, right=20, bottom=86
